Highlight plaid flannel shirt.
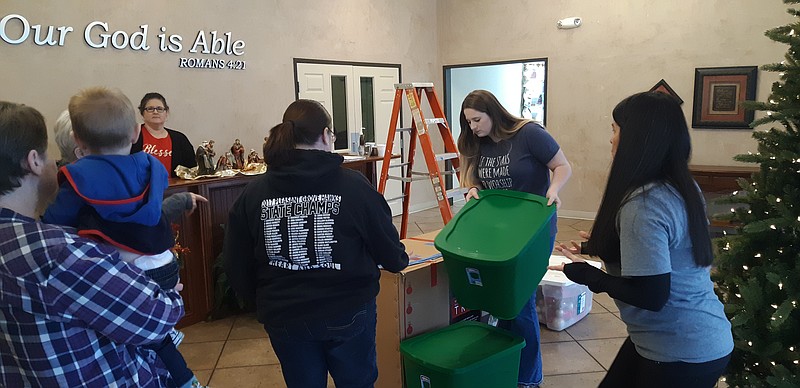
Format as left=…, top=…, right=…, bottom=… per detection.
left=0, top=208, right=184, bottom=387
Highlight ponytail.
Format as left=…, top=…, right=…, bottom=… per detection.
left=263, top=99, right=333, bottom=166
left=263, top=121, right=296, bottom=166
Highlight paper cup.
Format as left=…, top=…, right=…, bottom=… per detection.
left=375, top=144, right=386, bottom=157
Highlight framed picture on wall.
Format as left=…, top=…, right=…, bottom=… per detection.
left=649, top=79, right=683, bottom=105
left=692, top=66, right=758, bottom=129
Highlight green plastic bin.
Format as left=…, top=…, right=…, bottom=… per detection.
left=400, top=321, right=525, bottom=388
left=434, top=190, right=555, bottom=319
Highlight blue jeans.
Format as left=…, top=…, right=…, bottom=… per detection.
left=264, top=300, right=378, bottom=388
left=497, top=236, right=555, bottom=386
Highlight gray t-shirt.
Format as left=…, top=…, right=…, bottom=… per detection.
left=609, top=182, right=733, bottom=363
left=478, top=122, right=559, bottom=236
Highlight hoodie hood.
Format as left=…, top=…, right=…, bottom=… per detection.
left=59, top=153, right=169, bottom=226
left=267, top=149, right=344, bottom=192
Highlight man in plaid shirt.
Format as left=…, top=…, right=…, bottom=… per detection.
left=0, top=101, right=184, bottom=387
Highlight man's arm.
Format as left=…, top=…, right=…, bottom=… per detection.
left=362, top=188, right=409, bottom=273
left=47, top=239, right=184, bottom=346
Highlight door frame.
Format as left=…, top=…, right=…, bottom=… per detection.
left=293, top=58, right=404, bottom=215
left=294, top=58, right=402, bottom=100
left=442, top=57, right=548, bottom=128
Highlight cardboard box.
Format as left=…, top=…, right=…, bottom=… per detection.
left=376, top=236, right=451, bottom=388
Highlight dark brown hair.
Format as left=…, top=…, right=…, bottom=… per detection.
left=0, top=101, right=48, bottom=194
left=263, top=99, right=332, bottom=165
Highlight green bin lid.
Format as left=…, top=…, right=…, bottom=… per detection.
left=399, top=321, right=525, bottom=374
left=435, top=190, right=555, bottom=263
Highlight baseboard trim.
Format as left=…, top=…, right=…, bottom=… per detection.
left=557, top=210, right=597, bottom=220
left=409, top=200, right=440, bottom=214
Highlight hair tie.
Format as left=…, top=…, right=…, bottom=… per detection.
left=285, top=119, right=294, bottom=127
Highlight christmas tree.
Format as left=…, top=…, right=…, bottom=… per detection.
left=712, top=1, right=800, bottom=386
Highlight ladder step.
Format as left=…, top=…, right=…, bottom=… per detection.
left=395, top=82, right=434, bottom=89
left=388, top=175, right=428, bottom=183
left=445, top=187, right=471, bottom=199
left=385, top=196, right=405, bottom=203
left=389, top=162, right=411, bottom=168
left=439, top=168, right=460, bottom=176
left=424, top=118, right=447, bottom=125
left=435, top=152, right=459, bottom=161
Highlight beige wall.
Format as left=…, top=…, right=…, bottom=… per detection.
left=0, top=0, right=440, bottom=172
left=438, top=0, right=791, bottom=217
left=1, top=1, right=792, bottom=216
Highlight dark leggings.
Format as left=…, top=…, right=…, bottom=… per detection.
left=144, top=260, right=192, bottom=386
left=600, top=337, right=730, bottom=388
left=148, top=335, right=194, bottom=386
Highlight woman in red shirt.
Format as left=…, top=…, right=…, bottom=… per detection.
left=131, top=92, right=196, bottom=177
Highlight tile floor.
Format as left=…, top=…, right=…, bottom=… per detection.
left=178, top=203, right=721, bottom=387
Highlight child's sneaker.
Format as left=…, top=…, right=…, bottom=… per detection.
left=190, top=377, right=208, bottom=388
left=178, top=376, right=208, bottom=388
left=170, top=328, right=185, bottom=348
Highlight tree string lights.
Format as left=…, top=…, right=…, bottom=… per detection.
left=711, top=1, right=800, bottom=386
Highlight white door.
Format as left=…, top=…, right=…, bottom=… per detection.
left=296, top=62, right=402, bottom=215
left=296, top=62, right=355, bottom=151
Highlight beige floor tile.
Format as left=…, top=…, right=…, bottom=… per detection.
left=556, top=218, right=579, bottom=232
left=193, top=369, right=213, bottom=386
left=541, top=341, right=604, bottom=375
left=210, top=366, right=336, bottom=388
left=415, top=221, right=444, bottom=234
left=539, top=326, right=575, bottom=343
left=209, top=365, right=286, bottom=388
left=592, top=293, right=619, bottom=313
left=556, top=228, right=583, bottom=246
left=570, top=220, right=594, bottom=233
left=541, top=371, right=606, bottom=387
left=565, top=313, right=627, bottom=341
left=588, top=300, right=608, bottom=314
left=181, top=316, right=236, bottom=343
left=216, top=338, right=280, bottom=368
left=578, top=337, right=626, bottom=369
left=393, top=219, right=423, bottom=237
left=229, top=314, right=268, bottom=340
left=180, top=341, right=225, bottom=371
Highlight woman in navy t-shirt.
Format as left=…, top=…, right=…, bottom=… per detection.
left=458, top=89, right=573, bottom=388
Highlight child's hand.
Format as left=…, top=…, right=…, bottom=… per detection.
left=187, top=193, right=208, bottom=215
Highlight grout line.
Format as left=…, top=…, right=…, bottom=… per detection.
left=575, top=339, right=612, bottom=372
left=206, top=316, right=238, bottom=382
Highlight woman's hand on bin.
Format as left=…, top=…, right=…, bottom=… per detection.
left=465, top=187, right=480, bottom=201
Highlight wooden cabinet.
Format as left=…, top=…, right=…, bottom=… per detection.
left=168, top=156, right=384, bottom=328
left=688, top=164, right=759, bottom=229
left=689, top=164, right=758, bottom=194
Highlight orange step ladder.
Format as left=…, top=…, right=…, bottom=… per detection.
left=378, top=82, right=466, bottom=239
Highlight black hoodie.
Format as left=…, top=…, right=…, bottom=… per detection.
left=224, top=149, right=409, bottom=325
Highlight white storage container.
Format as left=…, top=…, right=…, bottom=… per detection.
left=535, top=256, right=601, bottom=331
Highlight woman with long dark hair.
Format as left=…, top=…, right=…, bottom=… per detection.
left=551, top=92, right=733, bottom=387
left=458, top=90, right=572, bottom=388
left=223, top=99, right=408, bottom=388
